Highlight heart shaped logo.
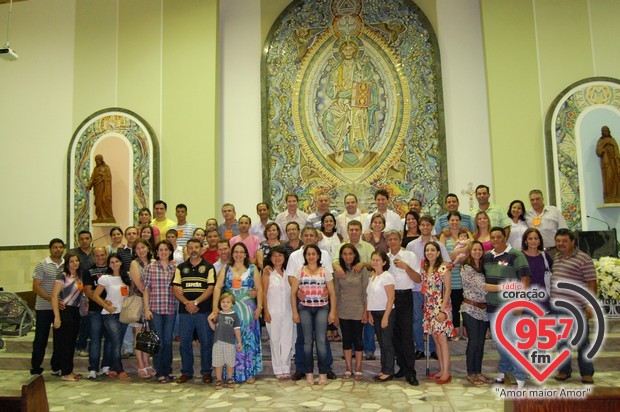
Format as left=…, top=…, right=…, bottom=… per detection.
left=495, top=300, right=571, bottom=383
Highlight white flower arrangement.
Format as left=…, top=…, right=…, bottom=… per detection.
left=595, top=256, right=620, bottom=300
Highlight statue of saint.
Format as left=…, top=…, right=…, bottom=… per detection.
left=86, top=154, right=116, bottom=223
left=596, top=126, right=620, bottom=204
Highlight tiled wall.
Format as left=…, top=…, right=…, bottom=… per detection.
left=0, top=248, right=48, bottom=293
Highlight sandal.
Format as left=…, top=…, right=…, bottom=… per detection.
left=157, top=375, right=168, bottom=383
left=354, top=371, right=363, bottom=381
left=246, top=376, right=255, bottom=384
left=215, top=380, right=223, bottom=390
left=226, top=378, right=235, bottom=388
left=342, top=371, right=352, bottom=380
left=306, top=373, right=314, bottom=386
left=467, top=375, right=484, bottom=386
left=61, top=374, right=80, bottom=382
left=146, top=366, right=157, bottom=377
left=476, top=374, right=492, bottom=384
left=118, top=371, right=132, bottom=381
left=318, top=374, right=327, bottom=386
left=138, top=368, right=151, bottom=379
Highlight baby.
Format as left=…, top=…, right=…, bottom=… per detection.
left=453, top=228, right=471, bottom=260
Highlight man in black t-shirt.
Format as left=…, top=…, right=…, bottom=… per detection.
left=83, top=247, right=112, bottom=379
left=172, top=238, right=216, bottom=384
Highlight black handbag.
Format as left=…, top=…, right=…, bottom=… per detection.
left=135, top=320, right=160, bottom=355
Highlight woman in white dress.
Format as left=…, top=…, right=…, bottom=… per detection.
left=262, top=246, right=294, bottom=380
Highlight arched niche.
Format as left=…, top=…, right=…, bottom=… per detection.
left=261, top=0, right=446, bottom=216
left=67, top=108, right=160, bottom=246
left=545, top=77, right=620, bottom=231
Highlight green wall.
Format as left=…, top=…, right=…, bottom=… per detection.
left=73, top=0, right=219, bottom=225
left=481, top=0, right=620, bottom=207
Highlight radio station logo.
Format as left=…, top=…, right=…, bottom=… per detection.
left=495, top=282, right=605, bottom=383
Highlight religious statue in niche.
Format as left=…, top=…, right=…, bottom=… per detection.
left=86, top=154, right=116, bottom=223
left=596, top=126, right=620, bottom=204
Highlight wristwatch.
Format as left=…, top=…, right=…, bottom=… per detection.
left=193, top=300, right=199, bottom=306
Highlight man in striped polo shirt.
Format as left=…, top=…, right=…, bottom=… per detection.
left=552, top=228, right=597, bottom=384
left=483, top=227, right=530, bottom=388
left=30, top=238, right=65, bottom=375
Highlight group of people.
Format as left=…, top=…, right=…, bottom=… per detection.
left=30, top=186, right=598, bottom=388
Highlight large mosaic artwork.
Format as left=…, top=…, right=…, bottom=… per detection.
left=262, top=0, right=445, bottom=214
left=547, top=79, right=620, bottom=230
left=67, top=109, right=159, bottom=245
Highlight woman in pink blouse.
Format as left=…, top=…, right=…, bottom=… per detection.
left=291, top=244, right=337, bottom=386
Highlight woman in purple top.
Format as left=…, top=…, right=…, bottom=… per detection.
left=521, top=228, right=552, bottom=312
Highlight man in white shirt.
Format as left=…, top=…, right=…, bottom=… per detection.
left=362, top=189, right=402, bottom=232
left=249, top=202, right=272, bottom=242
left=284, top=227, right=336, bottom=381
left=525, top=189, right=567, bottom=251
left=275, top=193, right=309, bottom=239
left=386, top=230, right=421, bottom=386
left=336, top=193, right=363, bottom=241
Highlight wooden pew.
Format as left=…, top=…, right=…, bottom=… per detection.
left=0, top=374, right=49, bottom=412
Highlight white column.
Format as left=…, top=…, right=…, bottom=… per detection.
left=219, top=0, right=263, bottom=220
left=436, top=0, right=493, bottom=212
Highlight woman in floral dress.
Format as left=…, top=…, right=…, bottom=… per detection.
left=422, top=241, right=454, bottom=384
left=211, top=242, right=263, bottom=383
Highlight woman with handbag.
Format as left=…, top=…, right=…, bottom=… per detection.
left=51, top=252, right=83, bottom=382
left=128, top=239, right=155, bottom=378
left=92, top=253, right=133, bottom=381
left=143, top=240, right=178, bottom=383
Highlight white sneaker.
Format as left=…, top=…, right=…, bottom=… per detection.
left=99, top=366, right=110, bottom=376
left=88, top=370, right=97, bottom=379
left=51, top=370, right=61, bottom=377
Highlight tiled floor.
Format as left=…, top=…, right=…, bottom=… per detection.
left=1, top=364, right=619, bottom=411
left=1, top=322, right=619, bottom=411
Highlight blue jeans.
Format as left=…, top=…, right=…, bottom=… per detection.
left=556, top=311, right=594, bottom=377
left=363, top=323, right=376, bottom=353
left=103, top=314, right=128, bottom=373
left=299, top=305, right=330, bottom=374
left=76, top=312, right=90, bottom=350
left=462, top=312, right=488, bottom=375
left=151, top=313, right=175, bottom=377
left=179, top=312, right=214, bottom=376
left=122, top=325, right=134, bottom=354
left=489, top=310, right=526, bottom=381
left=88, top=311, right=111, bottom=372
left=295, top=315, right=334, bottom=373
left=413, top=291, right=435, bottom=353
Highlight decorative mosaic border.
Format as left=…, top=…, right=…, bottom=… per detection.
left=262, top=0, right=446, bottom=215
left=546, top=77, right=620, bottom=230
left=66, top=108, right=159, bottom=245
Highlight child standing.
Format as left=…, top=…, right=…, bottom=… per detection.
left=208, top=293, right=242, bottom=389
